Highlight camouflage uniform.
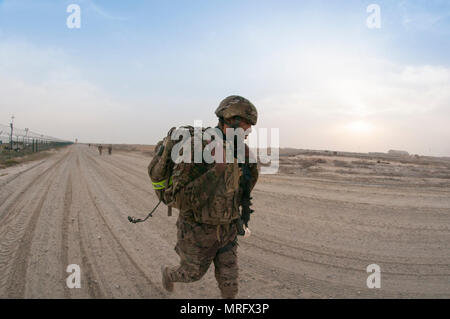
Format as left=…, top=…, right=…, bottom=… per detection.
left=166, top=149, right=257, bottom=298
left=168, top=214, right=240, bottom=297
left=163, top=95, right=258, bottom=298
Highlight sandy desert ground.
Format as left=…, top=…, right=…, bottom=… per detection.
left=0, top=144, right=449, bottom=298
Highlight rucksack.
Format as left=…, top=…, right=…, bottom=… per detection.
left=147, top=126, right=211, bottom=215
left=147, top=126, right=177, bottom=215
left=129, top=125, right=254, bottom=230
left=128, top=125, right=212, bottom=223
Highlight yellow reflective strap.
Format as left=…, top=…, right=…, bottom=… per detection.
left=152, top=180, right=167, bottom=189
left=152, top=177, right=173, bottom=190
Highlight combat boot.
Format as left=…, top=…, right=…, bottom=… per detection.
left=161, top=266, right=174, bottom=293
left=221, top=291, right=236, bottom=299
left=220, top=283, right=237, bottom=299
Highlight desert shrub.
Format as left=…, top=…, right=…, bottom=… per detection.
left=306, top=167, right=324, bottom=173
left=4, top=159, right=19, bottom=167
left=298, top=159, right=317, bottom=169
left=333, top=160, right=353, bottom=168
left=351, top=160, right=375, bottom=166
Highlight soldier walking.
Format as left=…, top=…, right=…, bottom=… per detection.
left=98, top=145, right=103, bottom=155
left=160, top=96, right=259, bottom=299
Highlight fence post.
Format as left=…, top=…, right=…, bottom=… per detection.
left=10, top=122, right=13, bottom=151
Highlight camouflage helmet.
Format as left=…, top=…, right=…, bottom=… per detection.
left=215, top=95, right=258, bottom=125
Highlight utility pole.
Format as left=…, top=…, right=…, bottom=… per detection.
left=10, top=115, right=14, bottom=151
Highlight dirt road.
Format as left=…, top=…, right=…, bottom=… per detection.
left=0, top=145, right=449, bottom=298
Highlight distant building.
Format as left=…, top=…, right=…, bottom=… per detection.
left=388, top=150, right=409, bottom=157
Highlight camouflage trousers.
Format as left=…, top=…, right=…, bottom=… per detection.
left=167, top=213, right=239, bottom=298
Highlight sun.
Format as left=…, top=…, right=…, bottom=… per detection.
left=344, top=121, right=374, bottom=134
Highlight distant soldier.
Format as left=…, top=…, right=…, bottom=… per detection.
left=160, top=95, right=259, bottom=299
left=108, top=144, right=112, bottom=155
left=98, top=145, right=103, bottom=155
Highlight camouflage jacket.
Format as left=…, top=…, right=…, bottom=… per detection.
left=171, top=127, right=258, bottom=225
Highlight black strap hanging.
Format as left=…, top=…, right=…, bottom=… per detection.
left=128, top=200, right=162, bottom=224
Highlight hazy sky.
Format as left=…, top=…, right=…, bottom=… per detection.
left=1, top=0, right=449, bottom=156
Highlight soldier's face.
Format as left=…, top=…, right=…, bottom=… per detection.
left=239, top=120, right=251, bottom=132
left=223, top=119, right=252, bottom=139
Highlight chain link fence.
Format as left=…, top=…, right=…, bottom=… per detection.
left=0, top=123, right=73, bottom=156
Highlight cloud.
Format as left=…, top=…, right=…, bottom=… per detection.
left=88, top=0, right=129, bottom=21
left=256, top=48, right=450, bottom=117
left=0, top=40, right=130, bottom=143
left=1, top=39, right=449, bottom=155
left=399, top=1, right=450, bottom=31
left=250, top=47, right=450, bottom=155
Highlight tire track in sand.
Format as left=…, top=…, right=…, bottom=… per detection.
left=61, top=172, right=72, bottom=299
left=251, top=233, right=450, bottom=268
left=5, top=173, right=54, bottom=298
left=74, top=154, right=105, bottom=298
left=243, top=235, right=450, bottom=277
left=0, top=149, right=71, bottom=223
left=0, top=159, right=46, bottom=188
left=88, top=153, right=151, bottom=194
left=78, top=152, right=165, bottom=297
left=0, top=150, right=70, bottom=297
